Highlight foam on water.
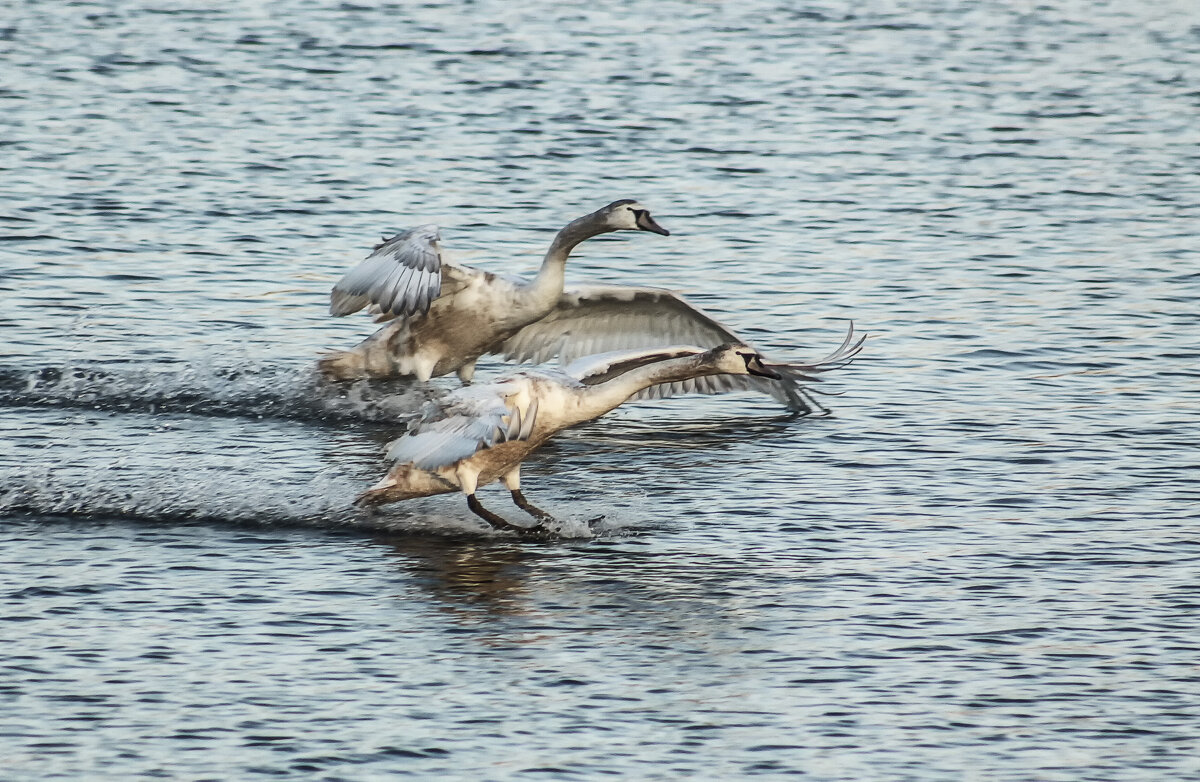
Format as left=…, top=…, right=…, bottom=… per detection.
left=0, top=464, right=607, bottom=539
left=0, top=358, right=440, bottom=423
left=0, top=462, right=353, bottom=527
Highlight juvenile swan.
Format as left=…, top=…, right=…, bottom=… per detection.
left=355, top=326, right=862, bottom=532
left=318, top=199, right=669, bottom=383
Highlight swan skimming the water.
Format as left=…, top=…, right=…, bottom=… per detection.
left=355, top=325, right=863, bottom=533
left=320, top=200, right=852, bottom=413
left=318, top=199, right=669, bottom=383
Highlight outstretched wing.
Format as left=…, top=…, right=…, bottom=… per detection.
left=629, top=323, right=865, bottom=415
left=499, top=283, right=863, bottom=413
left=330, top=225, right=444, bottom=320
left=383, top=383, right=539, bottom=471
left=498, top=284, right=745, bottom=365
left=562, top=324, right=864, bottom=415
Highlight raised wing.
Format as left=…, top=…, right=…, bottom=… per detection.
left=498, top=284, right=745, bottom=365
left=383, top=382, right=539, bottom=471
left=330, top=225, right=443, bottom=320
left=629, top=323, right=865, bottom=415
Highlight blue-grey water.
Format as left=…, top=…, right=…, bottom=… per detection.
left=2, top=0, right=1199, bottom=778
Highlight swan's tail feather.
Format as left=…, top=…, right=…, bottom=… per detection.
left=354, top=473, right=398, bottom=507
left=318, top=320, right=415, bottom=382
left=353, top=466, right=428, bottom=507
left=317, top=349, right=370, bottom=381
left=353, top=464, right=458, bottom=508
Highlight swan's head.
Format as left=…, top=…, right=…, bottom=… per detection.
left=709, top=344, right=781, bottom=379
left=601, top=200, right=670, bottom=236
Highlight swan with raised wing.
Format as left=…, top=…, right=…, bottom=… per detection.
left=320, top=200, right=852, bottom=414
left=355, top=326, right=863, bottom=532
left=318, top=199, right=669, bottom=383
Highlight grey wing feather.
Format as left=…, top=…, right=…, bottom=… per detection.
left=630, top=372, right=813, bottom=411
left=384, top=386, right=508, bottom=471
left=330, top=224, right=443, bottom=320
left=498, top=284, right=744, bottom=365
left=633, top=323, right=865, bottom=415
left=384, top=425, right=491, bottom=471
left=383, top=381, right=541, bottom=471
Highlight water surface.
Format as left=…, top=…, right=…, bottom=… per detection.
left=2, top=0, right=1199, bottom=778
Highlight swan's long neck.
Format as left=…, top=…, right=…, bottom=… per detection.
left=578, top=354, right=723, bottom=421
left=525, top=212, right=612, bottom=308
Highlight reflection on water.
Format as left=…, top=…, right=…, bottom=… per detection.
left=372, top=536, right=538, bottom=615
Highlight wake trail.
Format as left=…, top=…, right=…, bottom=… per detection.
left=0, top=466, right=602, bottom=539
left=0, top=360, right=441, bottom=425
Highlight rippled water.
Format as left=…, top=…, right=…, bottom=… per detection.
left=3, top=0, right=1199, bottom=778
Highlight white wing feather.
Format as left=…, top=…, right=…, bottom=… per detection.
left=330, top=225, right=443, bottom=320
